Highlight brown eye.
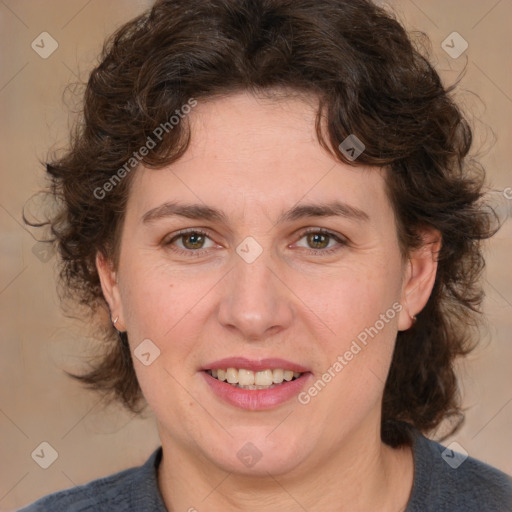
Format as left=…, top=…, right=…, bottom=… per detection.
left=164, top=229, right=216, bottom=256
left=305, top=232, right=330, bottom=250
left=295, top=228, right=347, bottom=255
left=180, top=232, right=206, bottom=250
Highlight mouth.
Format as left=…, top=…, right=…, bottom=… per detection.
left=200, top=358, right=312, bottom=410
left=204, top=368, right=304, bottom=390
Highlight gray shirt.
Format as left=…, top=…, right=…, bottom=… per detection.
left=18, top=428, right=512, bottom=511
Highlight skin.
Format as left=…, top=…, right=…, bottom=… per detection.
left=97, top=90, right=441, bottom=512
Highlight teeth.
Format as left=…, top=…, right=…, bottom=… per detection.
left=207, top=367, right=303, bottom=386
left=238, top=369, right=255, bottom=386
left=255, top=369, right=273, bottom=386
left=272, top=368, right=284, bottom=384
left=226, top=368, right=238, bottom=384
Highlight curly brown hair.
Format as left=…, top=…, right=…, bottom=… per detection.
left=28, top=0, right=498, bottom=447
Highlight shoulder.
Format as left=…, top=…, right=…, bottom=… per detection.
left=407, top=429, right=512, bottom=512
left=17, top=447, right=166, bottom=512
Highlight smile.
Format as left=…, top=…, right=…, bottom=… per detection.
left=202, top=367, right=311, bottom=411
left=205, top=368, right=303, bottom=389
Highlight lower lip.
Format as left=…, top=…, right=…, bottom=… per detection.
left=201, top=371, right=312, bottom=411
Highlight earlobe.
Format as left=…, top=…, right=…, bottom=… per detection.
left=397, top=228, right=441, bottom=331
left=96, top=251, right=126, bottom=331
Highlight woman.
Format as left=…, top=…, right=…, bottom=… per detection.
left=20, top=0, right=512, bottom=510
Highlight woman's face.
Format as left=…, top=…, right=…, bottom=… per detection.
left=99, top=90, right=434, bottom=477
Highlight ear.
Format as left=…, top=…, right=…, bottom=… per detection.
left=96, top=251, right=126, bottom=332
left=397, top=228, right=441, bottom=331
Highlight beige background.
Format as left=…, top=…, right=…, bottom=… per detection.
left=1, top=1, right=511, bottom=510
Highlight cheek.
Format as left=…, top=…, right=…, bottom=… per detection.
left=298, top=261, right=402, bottom=344
left=117, top=257, right=220, bottom=361
left=299, top=261, right=404, bottom=408
left=118, top=265, right=198, bottom=412
left=120, top=276, right=165, bottom=335
left=118, top=255, right=180, bottom=322
left=301, top=271, right=402, bottom=426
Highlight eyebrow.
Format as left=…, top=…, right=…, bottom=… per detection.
left=141, top=200, right=370, bottom=225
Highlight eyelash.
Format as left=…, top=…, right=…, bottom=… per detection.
left=163, top=228, right=348, bottom=257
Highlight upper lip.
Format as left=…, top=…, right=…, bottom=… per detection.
left=202, top=357, right=309, bottom=373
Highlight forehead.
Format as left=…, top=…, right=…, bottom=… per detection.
left=127, top=91, right=393, bottom=226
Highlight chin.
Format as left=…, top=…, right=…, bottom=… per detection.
left=204, top=431, right=308, bottom=477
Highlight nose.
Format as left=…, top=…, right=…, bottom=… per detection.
left=217, top=248, right=294, bottom=341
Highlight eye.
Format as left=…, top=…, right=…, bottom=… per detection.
left=163, top=229, right=217, bottom=256
left=294, top=228, right=347, bottom=255
left=163, top=227, right=348, bottom=257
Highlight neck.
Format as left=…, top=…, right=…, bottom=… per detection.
left=156, top=419, right=414, bottom=512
